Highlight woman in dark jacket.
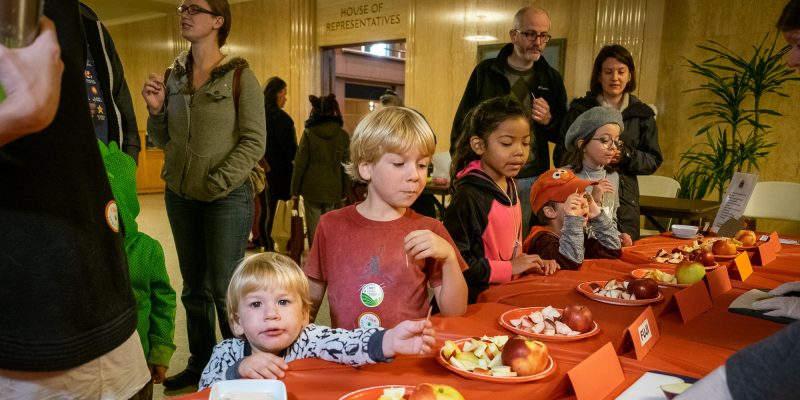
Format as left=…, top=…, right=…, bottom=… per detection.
left=262, top=77, right=297, bottom=250
left=553, top=44, right=662, bottom=243
left=291, top=94, right=350, bottom=247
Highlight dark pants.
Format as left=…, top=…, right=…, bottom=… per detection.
left=257, top=189, right=272, bottom=250
left=165, top=182, right=253, bottom=373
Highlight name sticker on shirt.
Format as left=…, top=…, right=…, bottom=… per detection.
left=105, top=200, right=119, bottom=233
left=360, top=283, right=384, bottom=307
left=358, top=312, right=381, bottom=329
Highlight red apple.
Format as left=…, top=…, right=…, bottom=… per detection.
left=734, top=230, right=757, bottom=246
left=409, top=383, right=465, bottom=400
left=712, top=239, right=737, bottom=255
left=501, top=336, right=549, bottom=376
left=695, top=249, right=716, bottom=266
left=561, top=305, right=594, bottom=333
left=627, top=278, right=659, bottom=299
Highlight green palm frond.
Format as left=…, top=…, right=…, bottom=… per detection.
left=677, top=33, right=795, bottom=201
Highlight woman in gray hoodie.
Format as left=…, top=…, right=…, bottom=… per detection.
left=140, top=0, right=265, bottom=390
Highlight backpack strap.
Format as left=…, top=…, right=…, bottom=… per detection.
left=162, top=67, right=172, bottom=108
left=232, top=65, right=244, bottom=113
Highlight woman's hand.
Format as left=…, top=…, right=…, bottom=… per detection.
left=142, top=73, right=166, bottom=115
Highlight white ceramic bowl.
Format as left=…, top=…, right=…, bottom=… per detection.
left=671, top=224, right=699, bottom=238
left=209, top=379, right=287, bottom=400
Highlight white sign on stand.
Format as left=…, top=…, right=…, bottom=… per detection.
left=711, top=172, right=758, bottom=233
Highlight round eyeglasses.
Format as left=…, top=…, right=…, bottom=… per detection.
left=514, top=30, right=552, bottom=43
left=590, top=137, right=624, bottom=150
left=176, top=4, right=219, bottom=16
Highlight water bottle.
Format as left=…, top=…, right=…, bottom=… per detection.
left=0, top=0, right=43, bottom=101
left=1, top=0, right=42, bottom=48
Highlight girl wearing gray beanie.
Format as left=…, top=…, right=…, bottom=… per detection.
left=562, top=106, right=624, bottom=235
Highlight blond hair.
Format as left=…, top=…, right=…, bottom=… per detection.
left=344, top=107, right=436, bottom=183
left=226, top=252, right=312, bottom=338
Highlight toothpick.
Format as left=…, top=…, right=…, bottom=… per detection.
left=405, top=253, right=410, bottom=268
left=426, top=305, right=433, bottom=321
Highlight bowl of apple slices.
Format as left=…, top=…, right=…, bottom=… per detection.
left=499, top=306, right=599, bottom=341
left=436, top=335, right=556, bottom=383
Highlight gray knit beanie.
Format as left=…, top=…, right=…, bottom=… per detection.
left=564, top=106, right=624, bottom=151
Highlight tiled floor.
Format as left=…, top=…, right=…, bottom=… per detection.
left=137, top=193, right=330, bottom=399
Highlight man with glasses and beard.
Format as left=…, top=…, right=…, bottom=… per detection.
left=450, top=6, right=567, bottom=238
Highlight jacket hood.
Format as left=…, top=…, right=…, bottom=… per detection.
left=454, top=160, right=518, bottom=206
left=170, top=51, right=249, bottom=80
left=98, top=140, right=139, bottom=235
left=306, top=120, right=346, bottom=140
left=572, top=92, right=655, bottom=119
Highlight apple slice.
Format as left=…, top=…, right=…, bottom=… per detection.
left=455, top=351, right=479, bottom=364
left=462, top=340, right=474, bottom=352
left=487, top=342, right=498, bottom=355
left=472, top=340, right=488, bottom=357
left=490, top=365, right=511, bottom=373
left=381, top=387, right=406, bottom=399
left=488, top=352, right=504, bottom=368
left=473, top=368, right=490, bottom=375
left=442, top=340, right=459, bottom=359
left=491, top=335, right=509, bottom=347
left=449, top=356, right=467, bottom=371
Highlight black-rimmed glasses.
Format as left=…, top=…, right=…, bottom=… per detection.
left=177, top=4, right=220, bottom=16
left=514, top=30, right=552, bottom=43
left=591, top=137, right=624, bottom=150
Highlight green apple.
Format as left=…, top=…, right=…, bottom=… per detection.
left=675, top=261, right=706, bottom=284
left=409, top=383, right=465, bottom=400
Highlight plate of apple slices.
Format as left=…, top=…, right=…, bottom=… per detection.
left=436, top=335, right=556, bottom=383
left=631, top=268, right=689, bottom=288
left=576, top=280, right=664, bottom=306
left=499, top=306, right=599, bottom=341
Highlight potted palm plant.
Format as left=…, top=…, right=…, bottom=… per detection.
left=676, top=34, right=799, bottom=201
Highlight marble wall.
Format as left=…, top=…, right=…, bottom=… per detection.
left=107, top=0, right=799, bottom=231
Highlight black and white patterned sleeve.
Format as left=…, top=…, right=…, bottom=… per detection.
left=198, top=338, right=247, bottom=390
left=283, top=324, right=389, bottom=366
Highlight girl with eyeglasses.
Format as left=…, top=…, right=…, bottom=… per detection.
left=141, top=0, right=266, bottom=390
left=561, top=106, right=625, bottom=230
left=553, top=44, right=663, bottom=246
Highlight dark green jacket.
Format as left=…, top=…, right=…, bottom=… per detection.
left=450, top=43, right=568, bottom=178
left=291, top=120, right=350, bottom=203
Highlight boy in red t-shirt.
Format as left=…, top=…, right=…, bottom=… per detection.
left=304, top=107, right=468, bottom=329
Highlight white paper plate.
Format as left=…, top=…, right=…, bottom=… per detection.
left=209, top=379, right=287, bottom=400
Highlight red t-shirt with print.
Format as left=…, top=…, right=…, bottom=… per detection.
left=304, top=205, right=467, bottom=330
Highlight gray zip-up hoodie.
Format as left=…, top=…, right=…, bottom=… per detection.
left=147, top=51, right=266, bottom=201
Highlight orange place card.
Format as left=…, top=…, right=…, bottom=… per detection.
left=618, top=306, right=660, bottom=360
left=753, top=231, right=781, bottom=266
left=673, top=281, right=713, bottom=323
left=568, top=342, right=625, bottom=400
left=730, top=251, right=754, bottom=281
left=706, top=265, right=732, bottom=298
